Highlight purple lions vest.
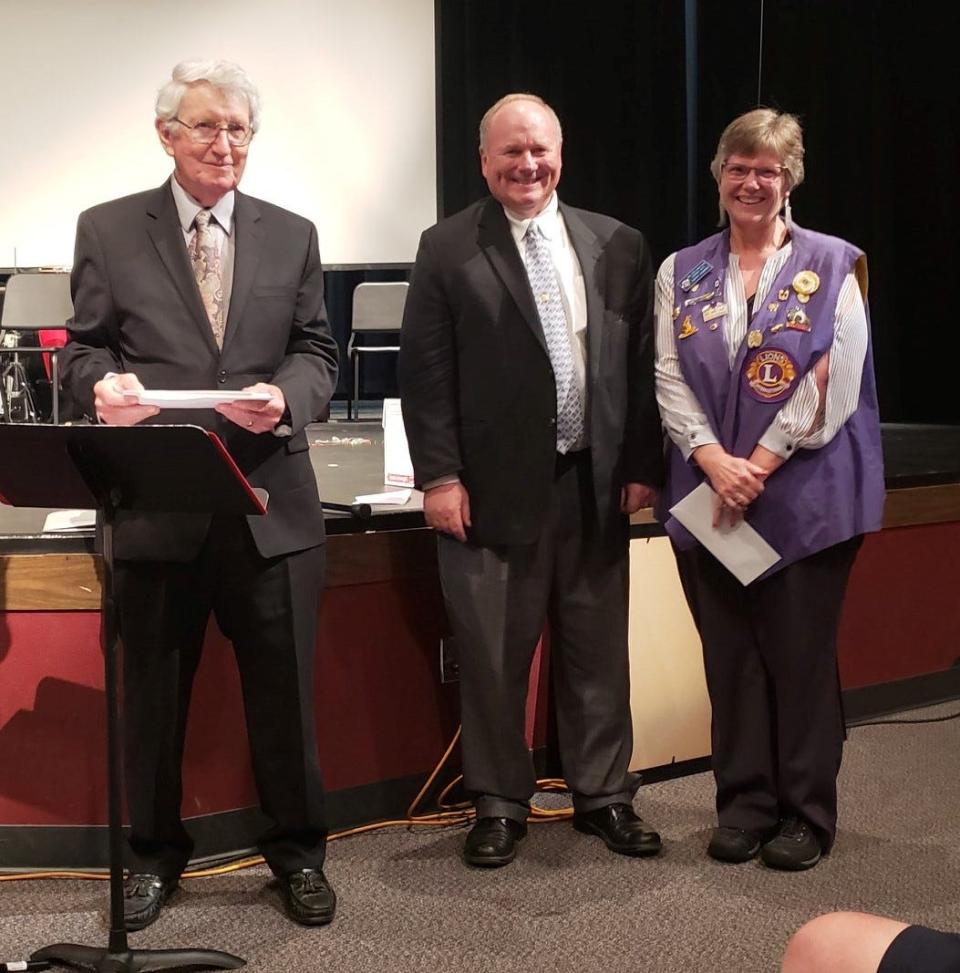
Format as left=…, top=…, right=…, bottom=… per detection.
left=657, top=224, right=885, bottom=580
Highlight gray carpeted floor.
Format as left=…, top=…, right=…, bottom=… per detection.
left=2, top=702, right=958, bottom=973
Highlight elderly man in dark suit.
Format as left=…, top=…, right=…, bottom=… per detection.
left=60, top=60, right=339, bottom=929
left=399, top=93, right=664, bottom=867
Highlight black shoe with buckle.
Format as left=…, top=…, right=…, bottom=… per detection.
left=123, top=873, right=178, bottom=931
left=277, top=868, right=337, bottom=926
left=707, top=827, right=762, bottom=863
left=760, top=818, right=823, bottom=871
left=572, top=803, right=662, bottom=857
left=463, top=817, right=527, bottom=867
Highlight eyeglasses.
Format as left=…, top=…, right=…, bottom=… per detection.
left=721, top=162, right=787, bottom=184
left=173, top=117, right=253, bottom=147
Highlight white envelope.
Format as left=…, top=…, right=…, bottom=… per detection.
left=669, top=481, right=781, bottom=585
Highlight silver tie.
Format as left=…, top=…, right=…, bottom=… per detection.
left=192, top=209, right=226, bottom=349
left=524, top=223, right=584, bottom=453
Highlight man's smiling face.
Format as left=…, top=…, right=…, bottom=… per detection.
left=480, top=99, right=562, bottom=219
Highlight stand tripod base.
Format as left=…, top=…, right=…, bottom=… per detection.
left=32, top=942, right=245, bottom=972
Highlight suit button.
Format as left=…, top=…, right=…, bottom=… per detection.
left=549, top=417, right=556, bottom=426
left=218, top=370, right=227, bottom=384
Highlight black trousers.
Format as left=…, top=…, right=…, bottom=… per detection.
left=116, top=515, right=327, bottom=880
left=675, top=535, right=863, bottom=849
left=439, top=451, right=638, bottom=823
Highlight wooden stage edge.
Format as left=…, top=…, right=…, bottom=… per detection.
left=3, top=483, right=960, bottom=612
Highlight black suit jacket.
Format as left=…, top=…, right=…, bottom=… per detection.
left=398, top=197, right=663, bottom=546
left=60, top=180, right=339, bottom=561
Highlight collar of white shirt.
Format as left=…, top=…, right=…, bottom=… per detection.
left=503, top=192, right=562, bottom=247
left=170, top=176, right=235, bottom=236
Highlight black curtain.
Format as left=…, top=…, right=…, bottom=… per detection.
left=438, top=0, right=960, bottom=424
left=437, top=0, right=687, bottom=260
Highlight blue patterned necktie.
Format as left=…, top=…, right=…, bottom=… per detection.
left=523, top=222, right=584, bottom=453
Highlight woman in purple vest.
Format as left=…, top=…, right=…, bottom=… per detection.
left=654, top=108, right=885, bottom=870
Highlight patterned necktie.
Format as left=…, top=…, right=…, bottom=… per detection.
left=524, top=222, right=584, bottom=453
left=191, top=209, right=225, bottom=349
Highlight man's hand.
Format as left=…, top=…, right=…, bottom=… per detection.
left=93, top=373, right=160, bottom=426
left=621, top=482, right=657, bottom=514
left=693, top=443, right=767, bottom=515
left=215, top=383, right=286, bottom=434
left=423, top=481, right=472, bottom=542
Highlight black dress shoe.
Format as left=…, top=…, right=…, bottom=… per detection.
left=123, top=873, right=178, bottom=931
left=572, top=803, right=662, bottom=857
left=760, top=818, right=822, bottom=871
left=463, top=817, right=527, bottom=867
left=277, top=868, right=337, bottom=926
left=707, top=827, right=761, bottom=863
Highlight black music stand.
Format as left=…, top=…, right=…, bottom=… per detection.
left=0, top=422, right=265, bottom=973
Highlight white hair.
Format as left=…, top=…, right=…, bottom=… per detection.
left=155, top=59, right=261, bottom=133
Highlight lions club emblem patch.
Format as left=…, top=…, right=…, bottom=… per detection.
left=743, top=348, right=798, bottom=403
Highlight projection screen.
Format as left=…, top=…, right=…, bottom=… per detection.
left=0, top=0, right=436, bottom=268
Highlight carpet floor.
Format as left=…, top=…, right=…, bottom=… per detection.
left=1, top=702, right=958, bottom=973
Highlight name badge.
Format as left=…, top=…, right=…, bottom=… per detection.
left=679, top=259, right=713, bottom=292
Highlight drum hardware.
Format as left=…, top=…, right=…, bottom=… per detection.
left=0, top=329, right=40, bottom=423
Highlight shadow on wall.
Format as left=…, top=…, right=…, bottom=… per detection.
left=0, top=676, right=107, bottom=820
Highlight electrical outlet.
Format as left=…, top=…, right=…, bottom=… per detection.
left=440, top=636, right=459, bottom=683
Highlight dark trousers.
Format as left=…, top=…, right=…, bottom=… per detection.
left=675, top=536, right=862, bottom=849
left=116, top=515, right=327, bottom=880
left=438, top=451, right=638, bottom=823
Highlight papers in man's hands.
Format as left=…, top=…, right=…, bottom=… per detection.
left=122, top=390, right=272, bottom=409
left=669, top=482, right=781, bottom=585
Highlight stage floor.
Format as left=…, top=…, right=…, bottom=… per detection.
left=1, top=421, right=958, bottom=550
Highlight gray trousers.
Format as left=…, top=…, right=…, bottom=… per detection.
left=438, top=452, right=639, bottom=823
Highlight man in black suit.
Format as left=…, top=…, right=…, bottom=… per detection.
left=399, top=94, right=664, bottom=867
left=60, top=60, right=339, bottom=928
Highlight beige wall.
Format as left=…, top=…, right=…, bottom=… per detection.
left=627, top=536, right=712, bottom=771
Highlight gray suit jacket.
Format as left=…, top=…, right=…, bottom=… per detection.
left=399, top=196, right=663, bottom=546
left=60, top=180, right=339, bottom=561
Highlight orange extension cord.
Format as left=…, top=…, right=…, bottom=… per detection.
left=0, top=725, right=572, bottom=882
